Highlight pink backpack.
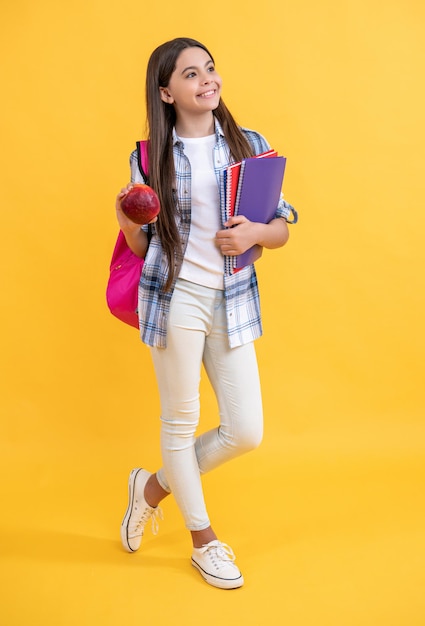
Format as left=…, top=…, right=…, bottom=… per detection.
left=106, top=141, right=149, bottom=329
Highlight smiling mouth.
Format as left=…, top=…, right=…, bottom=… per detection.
left=198, top=90, right=216, bottom=98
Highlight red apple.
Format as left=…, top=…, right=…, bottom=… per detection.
left=121, top=184, right=160, bottom=224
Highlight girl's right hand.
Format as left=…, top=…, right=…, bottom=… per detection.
left=115, top=183, right=159, bottom=231
left=115, top=184, right=150, bottom=259
left=115, top=184, right=141, bottom=233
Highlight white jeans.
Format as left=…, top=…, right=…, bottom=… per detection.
left=150, top=279, right=263, bottom=531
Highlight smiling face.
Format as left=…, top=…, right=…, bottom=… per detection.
left=159, top=46, right=222, bottom=123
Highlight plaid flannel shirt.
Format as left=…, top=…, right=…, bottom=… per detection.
left=130, top=118, right=297, bottom=348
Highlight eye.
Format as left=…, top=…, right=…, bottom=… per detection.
left=207, top=65, right=215, bottom=72
left=186, top=71, right=196, bottom=78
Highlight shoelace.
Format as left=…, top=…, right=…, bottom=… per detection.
left=199, top=540, right=236, bottom=563
left=135, top=506, right=163, bottom=535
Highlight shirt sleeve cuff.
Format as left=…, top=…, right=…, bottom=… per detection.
left=276, top=196, right=298, bottom=224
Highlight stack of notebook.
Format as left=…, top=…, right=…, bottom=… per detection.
left=222, top=150, right=286, bottom=272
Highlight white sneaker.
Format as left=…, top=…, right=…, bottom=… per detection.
left=120, top=468, right=163, bottom=552
left=191, top=540, right=244, bottom=589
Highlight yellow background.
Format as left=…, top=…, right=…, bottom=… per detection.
left=1, top=1, right=424, bottom=624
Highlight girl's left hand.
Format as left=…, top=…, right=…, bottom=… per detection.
left=215, top=215, right=259, bottom=256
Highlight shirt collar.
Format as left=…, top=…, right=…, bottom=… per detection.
left=172, top=116, right=224, bottom=145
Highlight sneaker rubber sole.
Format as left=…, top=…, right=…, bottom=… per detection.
left=191, top=557, right=244, bottom=589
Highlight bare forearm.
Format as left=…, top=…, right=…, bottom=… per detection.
left=122, top=226, right=149, bottom=258
left=253, top=217, right=289, bottom=249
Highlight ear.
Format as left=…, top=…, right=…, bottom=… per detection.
left=159, top=87, right=174, bottom=104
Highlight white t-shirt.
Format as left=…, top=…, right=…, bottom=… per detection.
left=178, top=134, right=224, bottom=290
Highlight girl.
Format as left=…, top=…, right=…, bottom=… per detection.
left=116, top=37, right=297, bottom=590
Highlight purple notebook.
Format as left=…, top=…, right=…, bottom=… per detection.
left=234, top=156, right=286, bottom=269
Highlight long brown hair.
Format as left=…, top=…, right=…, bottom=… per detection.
left=145, top=37, right=254, bottom=290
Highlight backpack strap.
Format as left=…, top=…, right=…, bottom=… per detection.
left=136, top=140, right=149, bottom=183
left=136, top=140, right=153, bottom=241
